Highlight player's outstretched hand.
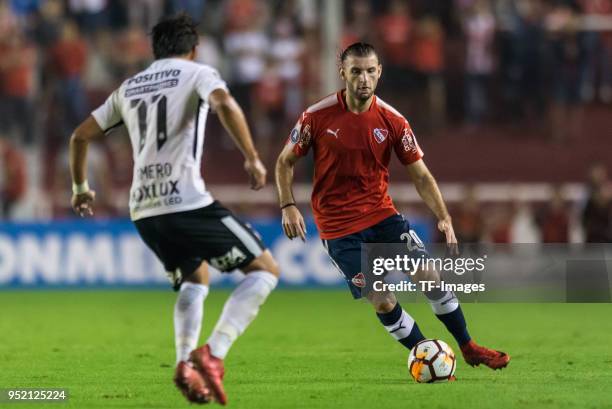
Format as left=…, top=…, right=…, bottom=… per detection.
left=71, top=190, right=96, bottom=218
left=438, top=217, right=459, bottom=256
left=282, top=205, right=307, bottom=242
left=244, top=157, right=267, bottom=190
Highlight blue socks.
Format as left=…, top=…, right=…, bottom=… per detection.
left=376, top=293, right=472, bottom=349
left=426, top=291, right=471, bottom=346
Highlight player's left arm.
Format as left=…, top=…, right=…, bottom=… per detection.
left=69, top=116, right=105, bottom=217
left=406, top=159, right=458, bottom=250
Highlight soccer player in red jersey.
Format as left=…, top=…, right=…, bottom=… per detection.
left=275, top=42, right=509, bottom=371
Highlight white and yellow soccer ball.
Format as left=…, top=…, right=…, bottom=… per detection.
left=408, top=339, right=456, bottom=383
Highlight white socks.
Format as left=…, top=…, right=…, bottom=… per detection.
left=173, top=271, right=278, bottom=363
left=174, top=282, right=209, bottom=363
left=427, top=291, right=459, bottom=315
left=383, top=309, right=418, bottom=341
left=207, top=271, right=278, bottom=359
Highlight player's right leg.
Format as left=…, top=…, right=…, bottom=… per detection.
left=366, top=289, right=427, bottom=349
left=322, top=235, right=426, bottom=350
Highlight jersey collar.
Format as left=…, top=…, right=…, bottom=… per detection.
left=337, top=89, right=377, bottom=115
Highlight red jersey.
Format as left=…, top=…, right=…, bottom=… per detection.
left=288, top=91, right=423, bottom=239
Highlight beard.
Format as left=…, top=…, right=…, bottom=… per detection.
left=354, top=86, right=374, bottom=101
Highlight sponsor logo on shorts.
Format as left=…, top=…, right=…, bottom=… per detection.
left=210, top=246, right=247, bottom=271
left=166, top=268, right=182, bottom=289
left=373, top=128, right=388, bottom=143
left=351, top=272, right=366, bottom=288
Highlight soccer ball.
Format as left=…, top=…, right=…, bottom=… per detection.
left=408, top=339, right=456, bottom=383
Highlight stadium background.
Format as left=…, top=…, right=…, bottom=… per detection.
left=1, top=2, right=612, bottom=409
left=0, top=0, right=611, bottom=286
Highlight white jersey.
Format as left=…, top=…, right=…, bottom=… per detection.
left=92, top=58, right=227, bottom=221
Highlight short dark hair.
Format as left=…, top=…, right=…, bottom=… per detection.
left=340, top=42, right=378, bottom=64
left=151, top=13, right=199, bottom=59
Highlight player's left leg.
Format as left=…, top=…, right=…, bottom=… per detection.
left=412, top=260, right=510, bottom=370
left=411, top=265, right=471, bottom=344
left=172, top=264, right=213, bottom=404
left=367, top=289, right=427, bottom=350
left=172, top=262, right=217, bottom=404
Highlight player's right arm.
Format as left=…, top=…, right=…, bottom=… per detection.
left=275, top=144, right=307, bottom=241
left=69, top=116, right=105, bottom=217
left=208, top=88, right=266, bottom=190
left=70, top=86, right=122, bottom=217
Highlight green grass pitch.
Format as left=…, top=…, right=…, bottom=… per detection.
left=0, top=290, right=611, bottom=409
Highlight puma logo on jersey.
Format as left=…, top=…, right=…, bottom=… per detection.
left=326, top=128, right=340, bottom=138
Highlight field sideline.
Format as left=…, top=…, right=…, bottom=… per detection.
left=0, top=290, right=611, bottom=409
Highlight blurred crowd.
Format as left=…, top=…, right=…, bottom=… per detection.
left=424, top=163, right=612, bottom=243
left=409, top=163, right=611, bottom=244
left=2, top=0, right=611, bottom=145
left=0, top=0, right=610, bottom=243
left=349, top=0, right=612, bottom=137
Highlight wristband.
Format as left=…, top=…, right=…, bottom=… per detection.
left=281, top=202, right=296, bottom=210
left=72, top=181, right=90, bottom=195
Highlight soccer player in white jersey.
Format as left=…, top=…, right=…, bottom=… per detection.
left=69, top=14, right=279, bottom=405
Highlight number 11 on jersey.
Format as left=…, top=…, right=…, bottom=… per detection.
left=130, top=94, right=168, bottom=153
